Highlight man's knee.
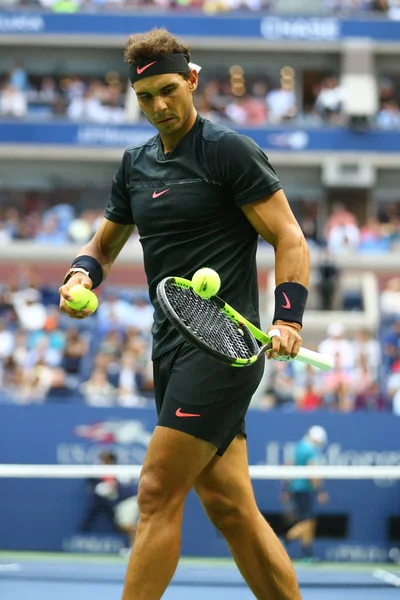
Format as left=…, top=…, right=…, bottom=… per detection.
left=137, top=465, right=186, bottom=518
left=199, top=488, right=246, bottom=533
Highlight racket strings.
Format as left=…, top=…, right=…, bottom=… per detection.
left=165, top=282, right=256, bottom=359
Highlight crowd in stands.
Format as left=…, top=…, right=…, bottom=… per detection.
left=2, top=0, right=400, bottom=16
left=1, top=62, right=400, bottom=130
left=1, top=194, right=400, bottom=254
left=260, top=305, right=400, bottom=413
left=0, top=265, right=399, bottom=413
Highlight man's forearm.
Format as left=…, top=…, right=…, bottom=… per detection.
left=274, top=226, right=310, bottom=289
left=69, top=219, right=135, bottom=282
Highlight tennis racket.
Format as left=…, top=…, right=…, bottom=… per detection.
left=156, top=277, right=333, bottom=371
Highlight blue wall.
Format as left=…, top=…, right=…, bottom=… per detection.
left=1, top=406, right=399, bottom=559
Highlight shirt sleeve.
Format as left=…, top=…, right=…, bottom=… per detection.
left=104, top=151, right=135, bottom=225
left=214, top=132, right=282, bottom=207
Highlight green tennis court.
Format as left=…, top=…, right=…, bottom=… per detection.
left=1, top=552, right=400, bottom=599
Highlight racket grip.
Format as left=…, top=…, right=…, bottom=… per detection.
left=295, top=347, right=333, bottom=371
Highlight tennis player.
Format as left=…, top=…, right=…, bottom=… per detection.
left=281, top=425, right=329, bottom=562
left=59, top=29, right=309, bottom=600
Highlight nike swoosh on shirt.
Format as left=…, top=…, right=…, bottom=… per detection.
left=152, top=189, right=170, bottom=199
left=175, top=407, right=201, bottom=418
left=282, top=291, right=291, bottom=309
left=136, top=61, right=157, bottom=75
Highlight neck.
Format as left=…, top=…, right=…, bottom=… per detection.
left=160, top=108, right=197, bottom=154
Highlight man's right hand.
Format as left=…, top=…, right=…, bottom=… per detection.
left=59, top=273, right=94, bottom=320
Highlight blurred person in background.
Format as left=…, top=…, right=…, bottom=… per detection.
left=381, top=277, right=400, bottom=317
left=324, top=202, right=360, bottom=251
left=80, top=450, right=139, bottom=549
left=321, top=352, right=355, bottom=411
left=383, top=320, right=400, bottom=374
left=318, top=322, right=355, bottom=371
left=12, top=287, right=48, bottom=331
left=314, top=76, right=344, bottom=124
left=80, top=366, right=117, bottom=406
left=260, top=362, right=295, bottom=410
left=315, top=248, right=340, bottom=310
left=281, top=426, right=329, bottom=562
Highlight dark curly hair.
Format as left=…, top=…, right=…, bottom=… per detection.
left=124, top=28, right=191, bottom=65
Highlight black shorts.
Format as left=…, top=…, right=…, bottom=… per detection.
left=153, top=341, right=265, bottom=456
left=292, top=491, right=315, bottom=521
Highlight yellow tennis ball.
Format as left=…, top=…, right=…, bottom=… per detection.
left=192, top=268, right=221, bottom=299
left=66, top=285, right=98, bottom=313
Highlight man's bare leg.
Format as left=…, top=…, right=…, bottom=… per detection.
left=121, top=426, right=216, bottom=600
left=195, top=436, right=301, bottom=600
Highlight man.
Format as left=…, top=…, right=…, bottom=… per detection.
left=281, top=425, right=329, bottom=562
left=80, top=451, right=138, bottom=546
left=59, top=28, right=309, bottom=600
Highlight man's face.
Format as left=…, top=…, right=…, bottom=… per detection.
left=134, top=72, right=197, bottom=134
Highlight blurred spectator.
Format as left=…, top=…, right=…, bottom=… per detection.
left=359, top=217, right=391, bottom=253
left=318, top=322, right=355, bottom=371
left=324, top=203, right=360, bottom=253
left=382, top=319, right=400, bottom=372
left=315, top=76, right=344, bottom=124
left=321, top=353, right=354, bottom=411
left=62, top=328, right=89, bottom=383
left=80, top=367, right=117, bottom=406
left=12, top=288, right=47, bottom=331
left=352, top=328, right=381, bottom=379
left=80, top=450, right=138, bottom=547
left=377, top=100, right=400, bottom=129
left=0, top=80, right=27, bottom=118
left=316, top=249, right=339, bottom=310
left=0, top=317, right=14, bottom=355
left=97, top=295, right=132, bottom=333
left=266, top=83, right=296, bottom=124
left=380, top=277, right=400, bottom=316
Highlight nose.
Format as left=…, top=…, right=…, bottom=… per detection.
left=153, top=95, right=168, bottom=114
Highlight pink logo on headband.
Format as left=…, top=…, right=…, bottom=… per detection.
left=136, top=61, right=157, bottom=75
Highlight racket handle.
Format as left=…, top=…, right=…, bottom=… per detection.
left=295, top=347, right=333, bottom=371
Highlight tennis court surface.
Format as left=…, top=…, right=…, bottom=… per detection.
left=1, top=552, right=400, bottom=599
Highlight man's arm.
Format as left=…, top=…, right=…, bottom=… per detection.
left=242, top=188, right=310, bottom=358
left=59, top=218, right=135, bottom=319
left=242, top=189, right=309, bottom=288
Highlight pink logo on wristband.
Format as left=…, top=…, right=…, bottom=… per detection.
left=281, top=292, right=291, bottom=309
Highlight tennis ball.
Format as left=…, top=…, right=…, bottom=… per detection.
left=192, top=268, right=221, bottom=299
left=66, top=285, right=98, bottom=313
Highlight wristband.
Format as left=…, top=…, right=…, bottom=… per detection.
left=64, top=255, right=103, bottom=290
left=273, top=282, right=308, bottom=328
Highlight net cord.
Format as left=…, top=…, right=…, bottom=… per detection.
left=0, top=465, right=399, bottom=479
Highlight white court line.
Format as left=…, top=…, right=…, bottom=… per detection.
left=373, top=568, right=400, bottom=587
left=0, top=563, right=21, bottom=572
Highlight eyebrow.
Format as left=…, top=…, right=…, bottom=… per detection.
left=136, top=83, right=177, bottom=97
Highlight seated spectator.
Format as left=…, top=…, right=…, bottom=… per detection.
left=266, top=83, right=296, bottom=124
left=352, top=328, right=381, bottom=379
left=80, top=367, right=117, bottom=406
left=316, top=248, right=340, bottom=310
left=318, top=322, right=355, bottom=371
left=0, top=80, right=27, bottom=118
left=322, top=353, right=354, bottom=411
left=62, top=327, right=89, bottom=382
left=381, top=277, right=400, bottom=316
left=377, top=100, right=400, bottom=129
left=12, top=288, right=48, bottom=331
left=126, top=296, right=153, bottom=333
left=261, top=362, right=295, bottom=409
left=359, top=217, right=391, bottom=252
left=324, top=203, right=360, bottom=252
left=97, top=295, right=132, bottom=333
left=382, top=319, right=400, bottom=372
left=315, top=76, right=344, bottom=124
left=117, top=350, right=148, bottom=407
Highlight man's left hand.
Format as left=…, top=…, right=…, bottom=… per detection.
left=266, top=320, right=302, bottom=360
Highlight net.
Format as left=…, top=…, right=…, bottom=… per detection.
left=1, top=464, right=400, bottom=597
left=160, top=279, right=259, bottom=359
